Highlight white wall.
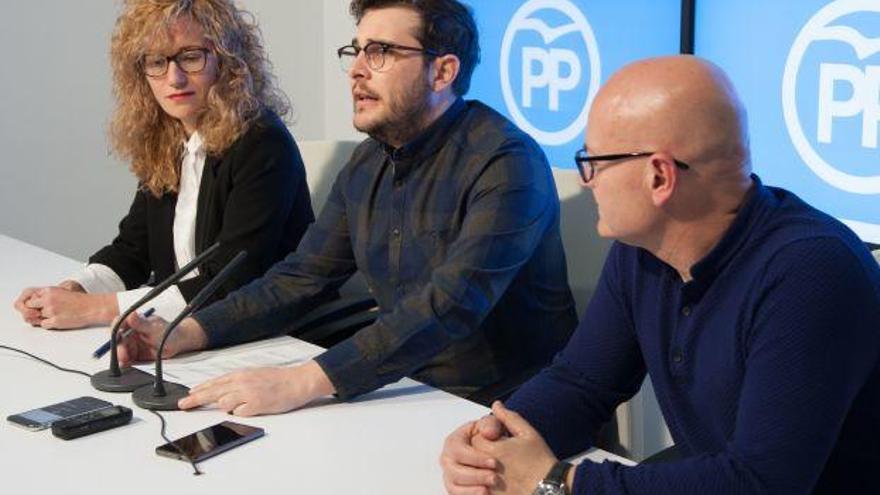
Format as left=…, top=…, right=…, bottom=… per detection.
left=322, top=0, right=362, bottom=141
left=0, top=2, right=133, bottom=262
left=242, top=0, right=326, bottom=140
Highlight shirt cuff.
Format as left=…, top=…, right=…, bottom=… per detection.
left=314, top=336, right=383, bottom=400
left=67, top=264, right=126, bottom=294
left=116, top=285, right=187, bottom=322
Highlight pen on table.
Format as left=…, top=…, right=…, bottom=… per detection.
left=92, top=307, right=155, bottom=359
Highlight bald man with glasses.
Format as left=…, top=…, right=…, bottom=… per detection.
left=441, top=55, right=880, bottom=495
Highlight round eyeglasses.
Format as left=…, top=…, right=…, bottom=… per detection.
left=574, top=149, right=691, bottom=183
left=141, top=47, right=211, bottom=78
left=337, top=41, right=439, bottom=72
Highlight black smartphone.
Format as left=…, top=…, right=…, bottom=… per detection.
left=7, top=396, right=114, bottom=431
left=155, top=421, right=265, bottom=463
left=51, top=405, right=133, bottom=440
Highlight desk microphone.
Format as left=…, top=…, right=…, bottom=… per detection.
left=132, top=250, right=247, bottom=410
left=91, top=242, right=221, bottom=392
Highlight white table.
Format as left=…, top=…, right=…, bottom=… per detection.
left=0, top=234, right=630, bottom=494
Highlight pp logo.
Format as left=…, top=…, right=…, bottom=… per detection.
left=782, top=0, right=880, bottom=194
left=500, top=0, right=601, bottom=146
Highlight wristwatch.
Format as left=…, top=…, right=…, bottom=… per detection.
left=533, top=460, right=573, bottom=495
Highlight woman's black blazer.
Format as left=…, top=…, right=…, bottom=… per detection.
left=89, top=110, right=314, bottom=305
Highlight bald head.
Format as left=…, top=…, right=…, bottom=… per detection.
left=588, top=55, right=751, bottom=180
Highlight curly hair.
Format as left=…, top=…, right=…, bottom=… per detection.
left=110, top=0, right=290, bottom=197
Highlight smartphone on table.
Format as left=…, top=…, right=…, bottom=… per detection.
left=7, top=396, right=113, bottom=431
left=155, top=421, right=265, bottom=463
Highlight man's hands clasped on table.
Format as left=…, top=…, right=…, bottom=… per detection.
left=441, top=401, right=566, bottom=495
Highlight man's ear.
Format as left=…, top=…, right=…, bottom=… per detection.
left=430, top=54, right=461, bottom=93
left=649, top=154, right=679, bottom=206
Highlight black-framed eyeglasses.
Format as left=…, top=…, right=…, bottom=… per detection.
left=141, top=47, right=211, bottom=78
left=337, top=41, right=439, bottom=72
left=574, top=149, right=691, bottom=183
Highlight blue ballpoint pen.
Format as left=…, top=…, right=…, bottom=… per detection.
left=91, top=307, right=155, bottom=359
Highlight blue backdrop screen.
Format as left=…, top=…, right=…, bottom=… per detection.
left=695, top=0, right=880, bottom=243
left=462, top=0, right=681, bottom=172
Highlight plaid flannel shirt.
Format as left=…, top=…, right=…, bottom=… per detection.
left=193, top=99, right=578, bottom=399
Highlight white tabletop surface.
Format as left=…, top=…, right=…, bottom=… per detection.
left=0, top=234, right=630, bottom=494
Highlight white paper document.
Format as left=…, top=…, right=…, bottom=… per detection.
left=134, top=336, right=323, bottom=387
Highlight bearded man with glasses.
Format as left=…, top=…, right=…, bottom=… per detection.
left=117, top=0, right=578, bottom=419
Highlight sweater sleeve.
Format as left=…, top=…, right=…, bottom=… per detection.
left=507, top=243, right=647, bottom=457
left=569, top=238, right=880, bottom=494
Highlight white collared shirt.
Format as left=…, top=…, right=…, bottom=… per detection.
left=69, top=132, right=206, bottom=320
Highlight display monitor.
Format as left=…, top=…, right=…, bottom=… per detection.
left=464, top=0, right=682, bottom=172
left=695, top=0, right=880, bottom=242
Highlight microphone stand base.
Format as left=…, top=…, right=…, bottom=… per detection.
left=91, top=367, right=154, bottom=393
left=132, top=382, right=190, bottom=410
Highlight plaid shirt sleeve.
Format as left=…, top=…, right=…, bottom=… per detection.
left=315, top=141, right=560, bottom=399
left=193, top=171, right=358, bottom=347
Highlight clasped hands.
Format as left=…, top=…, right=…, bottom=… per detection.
left=440, top=401, right=564, bottom=495
left=13, top=281, right=117, bottom=329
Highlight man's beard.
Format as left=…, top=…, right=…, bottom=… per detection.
left=354, top=75, right=433, bottom=147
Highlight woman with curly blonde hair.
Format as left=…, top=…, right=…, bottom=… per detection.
left=14, top=0, right=313, bottom=329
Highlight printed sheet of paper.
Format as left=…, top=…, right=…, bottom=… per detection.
left=135, top=336, right=322, bottom=387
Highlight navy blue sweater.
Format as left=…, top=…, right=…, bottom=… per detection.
left=507, top=177, right=880, bottom=494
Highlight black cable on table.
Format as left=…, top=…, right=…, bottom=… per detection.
left=1, top=342, right=203, bottom=476
left=0, top=344, right=91, bottom=378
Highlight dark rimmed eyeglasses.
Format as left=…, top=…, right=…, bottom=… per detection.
left=141, top=47, right=212, bottom=78
left=337, top=41, right=439, bottom=72
left=574, top=149, right=691, bottom=183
